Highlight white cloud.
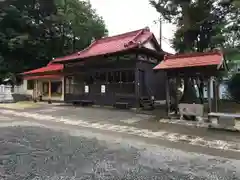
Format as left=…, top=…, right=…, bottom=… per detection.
left=90, top=0, right=176, bottom=53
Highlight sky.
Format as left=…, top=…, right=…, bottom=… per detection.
left=89, top=0, right=176, bottom=53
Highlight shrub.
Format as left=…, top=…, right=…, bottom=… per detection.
left=227, top=73, right=240, bottom=103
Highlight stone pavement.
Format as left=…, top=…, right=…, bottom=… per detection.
left=1, top=105, right=240, bottom=154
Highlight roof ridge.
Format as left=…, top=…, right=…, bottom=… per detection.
left=132, top=27, right=150, bottom=42
left=70, top=27, right=151, bottom=58
left=97, top=27, right=150, bottom=44
left=75, top=40, right=98, bottom=57
left=165, top=50, right=222, bottom=60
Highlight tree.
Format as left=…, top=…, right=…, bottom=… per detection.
left=228, top=73, right=240, bottom=102
left=150, top=0, right=240, bottom=112
left=55, top=0, right=108, bottom=54
left=0, top=0, right=108, bottom=79
left=150, top=0, right=240, bottom=53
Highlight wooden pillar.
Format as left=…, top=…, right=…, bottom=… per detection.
left=135, top=69, right=140, bottom=111
left=214, top=78, right=219, bottom=112
left=175, top=77, right=180, bottom=115
left=33, top=80, right=37, bottom=102
left=212, top=79, right=216, bottom=112
left=207, top=77, right=212, bottom=113
left=48, top=80, right=52, bottom=104
left=62, top=76, right=66, bottom=101
left=165, top=74, right=170, bottom=117
left=36, top=80, right=39, bottom=99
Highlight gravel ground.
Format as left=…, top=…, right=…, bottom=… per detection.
left=0, top=125, right=239, bottom=180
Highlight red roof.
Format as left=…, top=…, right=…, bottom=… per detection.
left=154, top=51, right=224, bottom=70
left=24, top=75, right=62, bottom=80
left=52, top=27, right=157, bottom=63
left=22, top=63, right=63, bottom=75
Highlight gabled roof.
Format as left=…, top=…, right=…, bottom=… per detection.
left=52, top=27, right=160, bottom=63
left=22, top=62, right=63, bottom=75
left=154, top=51, right=225, bottom=70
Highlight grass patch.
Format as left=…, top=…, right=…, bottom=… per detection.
left=0, top=101, right=40, bottom=109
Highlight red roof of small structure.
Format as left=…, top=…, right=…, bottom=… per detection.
left=22, top=62, right=63, bottom=75
left=24, top=75, right=62, bottom=80
left=154, top=51, right=224, bottom=70
left=52, top=27, right=158, bottom=63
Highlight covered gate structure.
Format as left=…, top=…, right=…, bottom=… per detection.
left=154, top=51, right=228, bottom=118
left=52, top=27, right=167, bottom=109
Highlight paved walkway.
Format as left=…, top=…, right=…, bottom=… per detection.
left=12, top=103, right=240, bottom=145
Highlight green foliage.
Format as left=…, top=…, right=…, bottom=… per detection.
left=150, top=0, right=240, bottom=53
left=0, top=0, right=108, bottom=79
left=228, top=73, right=240, bottom=102
left=150, top=0, right=240, bottom=104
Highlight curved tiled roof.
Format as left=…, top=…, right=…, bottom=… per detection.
left=52, top=27, right=157, bottom=63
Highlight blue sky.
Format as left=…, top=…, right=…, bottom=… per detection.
left=90, top=0, right=176, bottom=53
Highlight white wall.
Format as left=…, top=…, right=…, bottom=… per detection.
left=22, top=79, right=34, bottom=96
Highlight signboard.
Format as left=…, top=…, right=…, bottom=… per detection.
left=101, top=85, right=106, bottom=93
left=84, top=85, right=89, bottom=93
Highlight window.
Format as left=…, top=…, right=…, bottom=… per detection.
left=113, top=71, right=120, bottom=83
left=108, top=72, right=114, bottom=83
left=27, top=80, right=34, bottom=90
left=122, top=71, right=134, bottom=82
left=99, top=72, right=106, bottom=82
left=84, top=74, right=94, bottom=84
left=94, top=72, right=107, bottom=83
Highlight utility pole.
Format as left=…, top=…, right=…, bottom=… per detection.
left=159, top=17, right=162, bottom=50
left=154, top=16, right=163, bottom=49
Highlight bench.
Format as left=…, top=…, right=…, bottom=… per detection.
left=114, top=102, right=130, bottom=109
left=208, top=112, right=240, bottom=128
left=72, top=100, right=94, bottom=107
